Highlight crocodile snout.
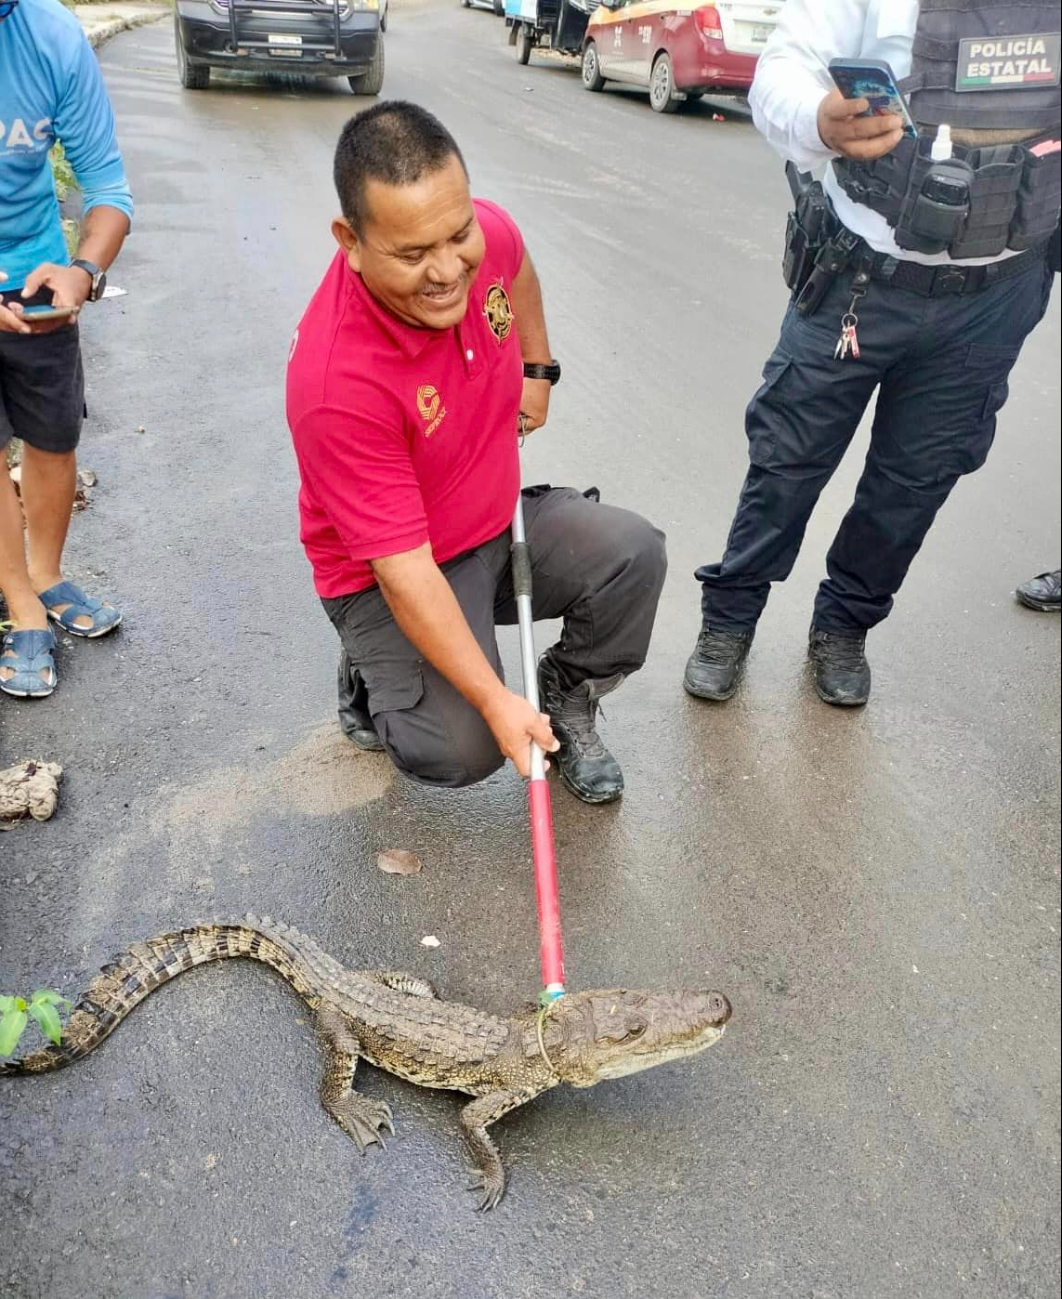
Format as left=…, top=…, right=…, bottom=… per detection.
left=705, top=992, right=732, bottom=1025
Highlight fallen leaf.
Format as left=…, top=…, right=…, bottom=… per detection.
left=420, top=935, right=440, bottom=948
left=377, top=848, right=422, bottom=876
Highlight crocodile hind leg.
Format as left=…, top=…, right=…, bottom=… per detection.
left=362, top=971, right=439, bottom=999
left=459, top=1086, right=545, bottom=1211
left=316, top=1006, right=395, bottom=1154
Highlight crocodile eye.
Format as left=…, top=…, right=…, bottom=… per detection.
left=621, top=1022, right=646, bottom=1042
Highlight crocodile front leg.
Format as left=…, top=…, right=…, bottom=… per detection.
left=316, top=1006, right=395, bottom=1154
left=460, top=1086, right=546, bottom=1212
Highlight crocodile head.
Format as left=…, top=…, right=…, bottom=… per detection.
left=539, top=988, right=732, bottom=1088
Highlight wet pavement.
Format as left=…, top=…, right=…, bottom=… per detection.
left=2, top=9, right=1059, bottom=1298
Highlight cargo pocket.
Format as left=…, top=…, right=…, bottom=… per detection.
left=366, top=665, right=424, bottom=721
left=949, top=343, right=1019, bottom=478
left=364, top=663, right=425, bottom=773
left=745, top=354, right=793, bottom=469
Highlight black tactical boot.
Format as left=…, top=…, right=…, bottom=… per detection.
left=1016, top=569, right=1061, bottom=611
left=808, top=627, right=871, bottom=707
left=537, top=656, right=624, bottom=805
left=337, top=650, right=384, bottom=751
left=683, top=627, right=755, bottom=701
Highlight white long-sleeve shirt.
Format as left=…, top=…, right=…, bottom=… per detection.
left=749, top=0, right=1012, bottom=265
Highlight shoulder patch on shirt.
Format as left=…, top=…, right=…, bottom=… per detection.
left=483, top=282, right=514, bottom=343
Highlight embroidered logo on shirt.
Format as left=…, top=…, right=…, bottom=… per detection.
left=483, top=283, right=514, bottom=343
left=416, top=384, right=448, bottom=437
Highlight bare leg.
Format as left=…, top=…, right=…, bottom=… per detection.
left=316, top=1006, right=395, bottom=1153
left=460, top=1086, right=545, bottom=1211
left=21, top=444, right=86, bottom=624
left=0, top=453, right=48, bottom=631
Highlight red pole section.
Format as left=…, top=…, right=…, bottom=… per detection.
left=528, top=777, right=565, bottom=991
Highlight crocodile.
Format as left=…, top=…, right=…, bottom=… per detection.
left=0, top=916, right=732, bottom=1210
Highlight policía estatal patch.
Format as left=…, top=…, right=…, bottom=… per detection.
left=956, top=33, right=1061, bottom=90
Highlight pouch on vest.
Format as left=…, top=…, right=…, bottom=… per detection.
left=834, top=0, right=1061, bottom=259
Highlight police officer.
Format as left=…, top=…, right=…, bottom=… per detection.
left=684, top=0, right=1060, bottom=707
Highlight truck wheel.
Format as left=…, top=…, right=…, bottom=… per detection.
left=348, top=37, right=385, bottom=96
left=516, top=22, right=533, bottom=64
left=581, top=41, right=605, bottom=91
left=649, top=51, right=680, bottom=113
left=175, top=14, right=210, bottom=89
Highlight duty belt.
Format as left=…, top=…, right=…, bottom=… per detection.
left=861, top=239, right=1050, bottom=296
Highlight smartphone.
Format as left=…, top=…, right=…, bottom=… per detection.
left=828, top=58, right=918, bottom=139
left=20, top=305, right=78, bottom=323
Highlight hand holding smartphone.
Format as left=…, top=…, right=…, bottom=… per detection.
left=20, top=305, right=79, bottom=323
left=819, top=58, right=915, bottom=161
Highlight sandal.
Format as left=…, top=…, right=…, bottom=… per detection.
left=0, top=628, right=57, bottom=698
left=38, top=580, right=122, bottom=638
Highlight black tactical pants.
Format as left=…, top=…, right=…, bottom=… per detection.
left=697, top=257, right=1056, bottom=632
left=323, top=487, right=667, bottom=788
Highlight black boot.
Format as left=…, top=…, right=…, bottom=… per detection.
left=337, top=651, right=384, bottom=751
left=1016, top=569, right=1061, bottom=611
left=537, top=656, right=624, bottom=805
left=808, top=627, right=870, bottom=706
left=683, top=627, right=755, bottom=701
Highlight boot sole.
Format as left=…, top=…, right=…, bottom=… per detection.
left=1016, top=592, right=1061, bottom=612
left=813, top=683, right=869, bottom=707
left=683, top=674, right=741, bottom=702
left=557, top=768, right=623, bottom=804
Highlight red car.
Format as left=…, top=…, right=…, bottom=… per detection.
left=582, top=0, right=782, bottom=113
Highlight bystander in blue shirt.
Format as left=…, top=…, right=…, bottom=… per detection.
left=0, top=0, right=134, bottom=292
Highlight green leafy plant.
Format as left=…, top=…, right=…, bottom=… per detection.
left=0, top=990, right=71, bottom=1058
left=50, top=143, right=81, bottom=257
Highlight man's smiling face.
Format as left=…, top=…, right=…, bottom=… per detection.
left=333, top=153, right=487, bottom=331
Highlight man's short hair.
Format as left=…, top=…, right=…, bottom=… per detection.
left=333, top=102, right=467, bottom=235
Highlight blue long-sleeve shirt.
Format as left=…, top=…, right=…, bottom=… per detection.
left=0, top=0, right=134, bottom=291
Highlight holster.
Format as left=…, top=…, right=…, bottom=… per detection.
left=792, top=228, right=864, bottom=316
left=782, top=162, right=833, bottom=296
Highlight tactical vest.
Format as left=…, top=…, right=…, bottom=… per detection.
left=835, top=0, right=1061, bottom=258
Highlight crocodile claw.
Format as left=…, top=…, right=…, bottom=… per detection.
left=466, top=1167, right=507, bottom=1212
left=332, top=1097, right=395, bottom=1154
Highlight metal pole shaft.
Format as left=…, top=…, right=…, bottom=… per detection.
left=511, top=494, right=565, bottom=996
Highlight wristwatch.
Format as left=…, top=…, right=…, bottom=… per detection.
left=70, top=259, right=107, bottom=303
left=522, top=359, right=562, bottom=386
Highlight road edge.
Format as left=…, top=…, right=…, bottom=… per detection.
left=83, top=6, right=170, bottom=50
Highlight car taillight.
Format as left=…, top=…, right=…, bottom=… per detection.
left=694, top=6, right=723, bottom=39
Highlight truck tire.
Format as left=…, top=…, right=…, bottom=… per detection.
left=516, top=22, right=533, bottom=64
left=349, top=37, right=385, bottom=96
left=581, top=40, right=605, bottom=91
left=175, top=14, right=210, bottom=89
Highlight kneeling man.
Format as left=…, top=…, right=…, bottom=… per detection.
left=286, top=103, right=666, bottom=804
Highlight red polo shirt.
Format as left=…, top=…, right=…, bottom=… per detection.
left=286, top=199, right=524, bottom=597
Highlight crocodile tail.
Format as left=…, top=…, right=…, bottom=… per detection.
left=0, top=916, right=330, bottom=1077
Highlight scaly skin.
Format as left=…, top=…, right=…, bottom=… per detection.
left=1, top=916, right=732, bottom=1210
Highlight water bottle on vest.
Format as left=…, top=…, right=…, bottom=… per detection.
left=835, top=0, right=1061, bottom=259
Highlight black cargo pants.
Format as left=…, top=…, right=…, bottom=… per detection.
left=323, top=486, right=667, bottom=788
left=697, top=257, right=1055, bottom=632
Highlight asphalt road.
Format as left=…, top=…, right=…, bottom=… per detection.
left=2, top=9, right=1060, bottom=1298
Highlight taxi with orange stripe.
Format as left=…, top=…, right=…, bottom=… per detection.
left=581, top=0, right=783, bottom=113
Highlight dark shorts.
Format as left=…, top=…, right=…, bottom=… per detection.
left=0, top=292, right=85, bottom=454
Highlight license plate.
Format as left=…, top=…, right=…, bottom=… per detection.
left=268, top=32, right=302, bottom=47
left=751, top=23, right=771, bottom=42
